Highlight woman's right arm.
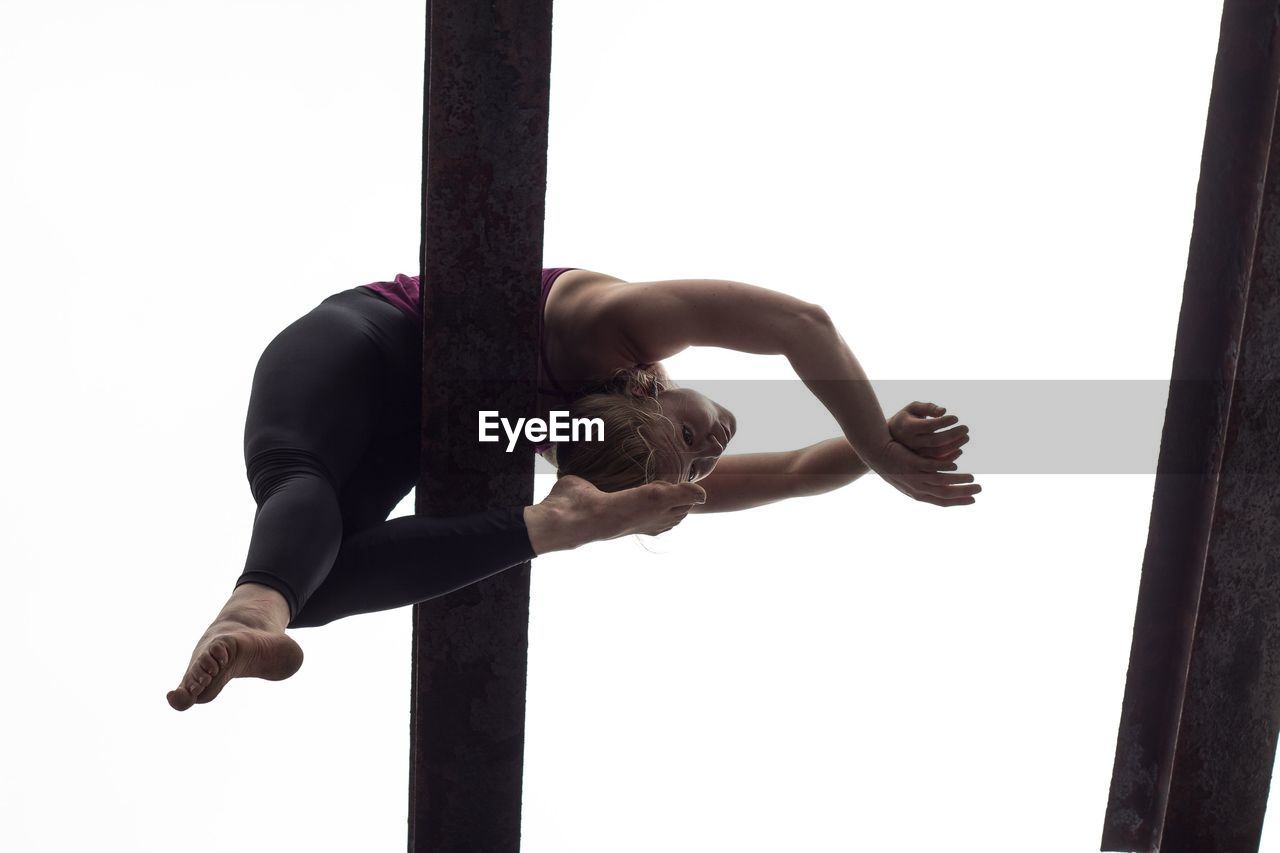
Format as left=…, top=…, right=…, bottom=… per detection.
left=689, top=440, right=870, bottom=514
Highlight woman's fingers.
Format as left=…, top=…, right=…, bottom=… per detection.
left=911, top=430, right=968, bottom=450
left=878, top=441, right=979, bottom=503
left=931, top=482, right=982, bottom=497
left=906, top=401, right=946, bottom=417
left=922, top=471, right=976, bottom=485
left=887, top=472, right=981, bottom=503
left=913, top=444, right=964, bottom=462
left=915, top=479, right=982, bottom=500
left=914, top=453, right=958, bottom=472
left=909, top=413, right=959, bottom=432
left=910, top=453, right=961, bottom=472
left=910, top=418, right=966, bottom=438
left=917, top=494, right=978, bottom=507
left=894, top=476, right=981, bottom=503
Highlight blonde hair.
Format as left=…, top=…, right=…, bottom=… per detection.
left=547, top=364, right=685, bottom=492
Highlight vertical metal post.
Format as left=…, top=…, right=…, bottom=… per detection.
left=1154, top=51, right=1280, bottom=853
left=409, top=1, right=553, bottom=851
left=1102, top=1, right=1280, bottom=850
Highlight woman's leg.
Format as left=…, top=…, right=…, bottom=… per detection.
left=168, top=288, right=404, bottom=710
left=235, top=293, right=399, bottom=618
left=290, top=507, right=533, bottom=628
left=168, top=476, right=707, bottom=709
left=296, top=471, right=721, bottom=627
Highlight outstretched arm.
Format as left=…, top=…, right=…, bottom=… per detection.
left=690, top=439, right=870, bottom=514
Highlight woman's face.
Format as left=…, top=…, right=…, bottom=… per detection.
left=653, top=388, right=737, bottom=483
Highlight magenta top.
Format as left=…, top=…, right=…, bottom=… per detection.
left=360, top=268, right=582, bottom=455
left=360, top=272, right=423, bottom=320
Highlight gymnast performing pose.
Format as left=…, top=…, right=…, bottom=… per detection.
left=167, top=267, right=979, bottom=711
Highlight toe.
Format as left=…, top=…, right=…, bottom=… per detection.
left=167, top=687, right=193, bottom=711
left=195, top=680, right=228, bottom=705
left=210, top=637, right=236, bottom=667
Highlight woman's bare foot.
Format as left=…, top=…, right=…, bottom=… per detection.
left=167, top=583, right=303, bottom=712
left=524, top=475, right=706, bottom=555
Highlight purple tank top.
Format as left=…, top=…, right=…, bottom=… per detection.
left=362, top=268, right=578, bottom=326
left=361, top=268, right=581, bottom=455
left=361, top=272, right=422, bottom=320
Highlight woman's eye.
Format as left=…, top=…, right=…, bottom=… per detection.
left=682, top=425, right=694, bottom=446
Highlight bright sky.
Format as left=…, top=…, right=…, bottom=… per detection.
left=0, top=1, right=1243, bottom=850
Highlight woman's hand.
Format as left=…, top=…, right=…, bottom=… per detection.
left=870, top=402, right=981, bottom=507
left=888, top=401, right=970, bottom=463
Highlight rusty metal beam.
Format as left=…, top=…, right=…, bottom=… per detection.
left=409, top=1, right=553, bottom=851
left=1156, top=60, right=1280, bottom=853
left=1102, top=2, right=1280, bottom=850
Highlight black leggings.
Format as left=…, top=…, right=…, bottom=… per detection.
left=234, top=286, right=535, bottom=629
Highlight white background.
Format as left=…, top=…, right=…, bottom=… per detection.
left=0, top=1, right=1243, bottom=850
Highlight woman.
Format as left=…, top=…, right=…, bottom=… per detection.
left=167, top=268, right=977, bottom=712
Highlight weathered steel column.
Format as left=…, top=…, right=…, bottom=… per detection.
left=1102, top=2, right=1280, bottom=851
left=1154, top=45, right=1280, bottom=853
left=409, top=0, right=553, bottom=851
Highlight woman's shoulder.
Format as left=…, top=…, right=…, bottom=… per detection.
left=541, top=269, right=653, bottom=386
left=542, top=268, right=631, bottom=331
